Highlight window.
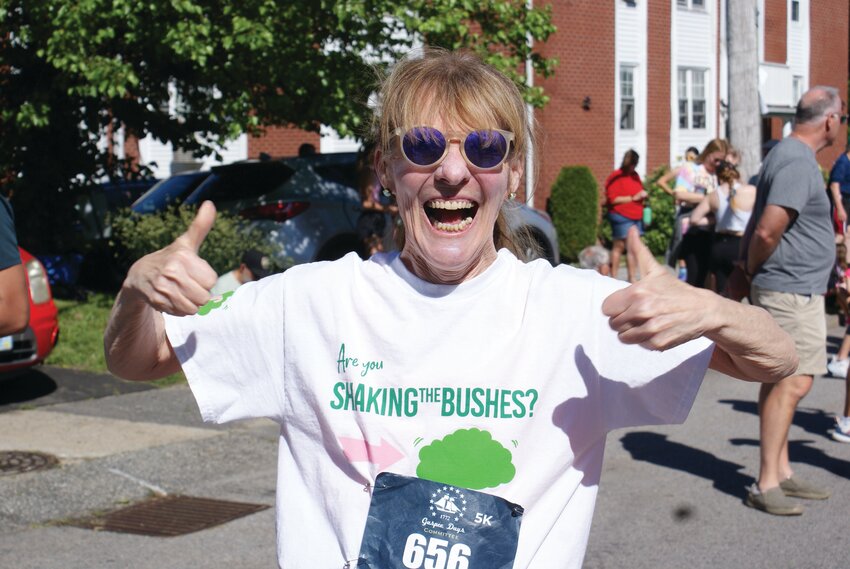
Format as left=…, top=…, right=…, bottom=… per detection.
left=792, top=76, right=803, bottom=102
left=677, top=0, right=705, bottom=9
left=678, top=68, right=708, bottom=130
left=791, top=0, right=800, bottom=22
left=620, top=66, right=635, bottom=130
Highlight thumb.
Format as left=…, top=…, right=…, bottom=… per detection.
left=182, top=201, right=217, bottom=252
left=627, top=226, right=662, bottom=278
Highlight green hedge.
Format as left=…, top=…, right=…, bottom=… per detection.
left=548, top=166, right=599, bottom=262
left=109, top=206, right=281, bottom=276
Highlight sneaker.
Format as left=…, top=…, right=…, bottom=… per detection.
left=779, top=476, right=830, bottom=500
left=745, top=484, right=803, bottom=515
left=832, top=416, right=850, bottom=443
left=677, top=267, right=687, bottom=281
left=826, top=356, right=849, bottom=378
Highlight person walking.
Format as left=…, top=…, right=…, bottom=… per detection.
left=604, top=149, right=646, bottom=282
left=827, top=142, right=850, bottom=228
left=657, top=146, right=700, bottom=279
left=735, top=86, right=844, bottom=515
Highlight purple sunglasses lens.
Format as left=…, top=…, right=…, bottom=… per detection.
left=464, top=130, right=509, bottom=168
left=402, top=127, right=446, bottom=165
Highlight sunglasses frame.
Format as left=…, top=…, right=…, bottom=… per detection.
left=829, top=112, right=849, bottom=125
left=393, top=127, right=515, bottom=171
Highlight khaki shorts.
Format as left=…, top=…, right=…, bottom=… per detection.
left=751, top=285, right=826, bottom=377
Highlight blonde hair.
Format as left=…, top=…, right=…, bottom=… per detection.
left=372, top=48, right=540, bottom=259
left=697, top=138, right=730, bottom=164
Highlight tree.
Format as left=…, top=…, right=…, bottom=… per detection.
left=0, top=0, right=557, bottom=252
left=726, top=0, right=760, bottom=179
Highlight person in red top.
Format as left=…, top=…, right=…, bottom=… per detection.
left=605, top=149, right=647, bottom=282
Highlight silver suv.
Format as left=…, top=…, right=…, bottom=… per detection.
left=132, top=153, right=559, bottom=266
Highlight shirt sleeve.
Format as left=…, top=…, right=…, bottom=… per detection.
left=829, top=157, right=849, bottom=185
left=587, top=276, right=714, bottom=432
left=164, top=273, right=286, bottom=424
left=765, top=161, right=814, bottom=214
left=0, top=198, right=21, bottom=271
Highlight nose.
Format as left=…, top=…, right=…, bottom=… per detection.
left=434, top=140, right=470, bottom=187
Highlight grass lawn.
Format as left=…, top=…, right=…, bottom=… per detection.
left=47, top=292, right=185, bottom=387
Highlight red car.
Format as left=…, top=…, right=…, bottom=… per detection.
left=0, top=248, right=59, bottom=374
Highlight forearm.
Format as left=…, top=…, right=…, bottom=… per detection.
left=674, top=191, right=704, bottom=205
left=704, top=292, right=797, bottom=382
left=104, top=287, right=181, bottom=381
left=746, top=231, right=780, bottom=275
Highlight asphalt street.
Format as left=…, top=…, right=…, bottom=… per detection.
left=1, top=323, right=848, bottom=569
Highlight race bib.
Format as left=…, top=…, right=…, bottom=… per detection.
left=356, top=472, right=523, bottom=569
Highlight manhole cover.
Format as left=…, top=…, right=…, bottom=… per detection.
left=0, top=450, right=59, bottom=476
left=73, top=495, right=269, bottom=537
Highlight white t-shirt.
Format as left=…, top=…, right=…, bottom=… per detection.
left=210, top=270, right=242, bottom=296
left=164, top=250, right=714, bottom=569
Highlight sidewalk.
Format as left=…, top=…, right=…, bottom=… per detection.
left=1, top=317, right=848, bottom=568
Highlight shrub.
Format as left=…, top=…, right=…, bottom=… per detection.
left=642, top=165, right=676, bottom=257
left=597, top=164, right=675, bottom=258
left=109, top=206, right=280, bottom=276
left=548, top=166, right=599, bottom=262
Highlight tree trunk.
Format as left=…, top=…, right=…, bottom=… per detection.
left=726, top=0, right=761, bottom=180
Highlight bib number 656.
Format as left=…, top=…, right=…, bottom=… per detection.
left=402, top=533, right=471, bottom=569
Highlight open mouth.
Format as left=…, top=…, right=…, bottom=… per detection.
left=424, top=199, right=478, bottom=232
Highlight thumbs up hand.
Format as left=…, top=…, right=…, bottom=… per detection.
left=601, top=227, right=715, bottom=351
left=122, top=201, right=220, bottom=316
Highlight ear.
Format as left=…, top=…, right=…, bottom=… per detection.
left=374, top=149, right=393, bottom=191
left=508, top=159, right=524, bottom=197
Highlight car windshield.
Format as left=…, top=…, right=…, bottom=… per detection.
left=131, top=172, right=210, bottom=213
left=185, top=162, right=296, bottom=205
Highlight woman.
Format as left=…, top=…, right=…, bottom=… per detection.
left=678, top=138, right=729, bottom=288
left=104, top=49, right=796, bottom=569
left=658, top=146, right=699, bottom=278
left=604, top=149, right=647, bottom=282
left=690, top=161, right=755, bottom=296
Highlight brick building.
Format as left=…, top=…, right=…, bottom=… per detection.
left=136, top=1, right=849, bottom=211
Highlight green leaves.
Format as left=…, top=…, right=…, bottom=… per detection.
left=1, top=0, right=556, bottom=253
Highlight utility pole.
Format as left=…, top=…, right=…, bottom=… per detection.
left=726, top=0, right=761, bottom=180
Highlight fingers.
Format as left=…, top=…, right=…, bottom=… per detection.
left=181, top=201, right=217, bottom=252
left=628, top=227, right=662, bottom=279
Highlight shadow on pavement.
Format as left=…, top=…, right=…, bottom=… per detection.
left=718, top=399, right=836, bottom=438
left=0, top=365, right=154, bottom=412
left=0, top=369, right=57, bottom=405
left=620, top=431, right=752, bottom=500
left=729, top=438, right=850, bottom=479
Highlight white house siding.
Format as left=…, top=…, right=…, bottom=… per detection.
left=670, top=0, right=719, bottom=164
left=787, top=0, right=809, bottom=95
left=319, top=125, right=362, bottom=154
left=199, top=134, right=249, bottom=170
left=137, top=135, right=173, bottom=179
left=614, top=0, right=648, bottom=177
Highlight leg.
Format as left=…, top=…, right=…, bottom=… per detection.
left=837, top=332, right=850, bottom=361
left=610, top=239, right=625, bottom=279
left=625, top=237, right=638, bottom=283
left=758, top=374, right=814, bottom=490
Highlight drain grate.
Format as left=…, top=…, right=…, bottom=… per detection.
left=0, top=451, right=59, bottom=476
left=73, top=495, right=269, bottom=537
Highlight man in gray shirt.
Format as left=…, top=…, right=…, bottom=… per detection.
left=740, top=86, right=844, bottom=515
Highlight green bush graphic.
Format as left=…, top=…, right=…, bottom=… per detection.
left=416, top=428, right=515, bottom=489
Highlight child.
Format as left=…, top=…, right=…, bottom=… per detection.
left=827, top=242, right=850, bottom=378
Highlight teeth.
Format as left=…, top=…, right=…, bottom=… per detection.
left=434, top=217, right=474, bottom=232
left=427, top=199, right=474, bottom=210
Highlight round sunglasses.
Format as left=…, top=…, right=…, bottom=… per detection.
left=394, top=126, right=515, bottom=170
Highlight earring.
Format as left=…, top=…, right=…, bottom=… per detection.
left=508, top=191, right=516, bottom=200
